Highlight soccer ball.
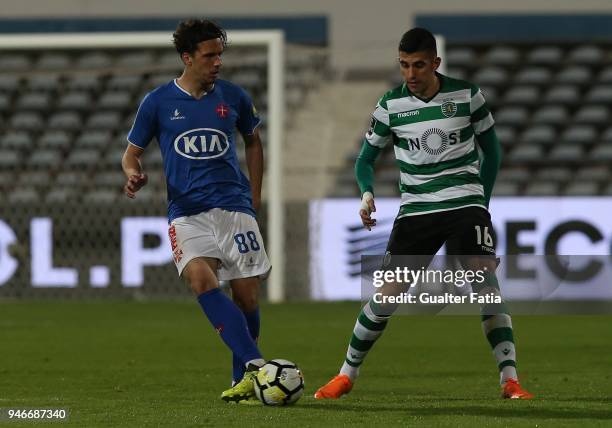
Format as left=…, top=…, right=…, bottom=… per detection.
left=253, top=359, right=304, bottom=405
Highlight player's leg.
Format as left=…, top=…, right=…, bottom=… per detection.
left=182, top=257, right=264, bottom=371
left=230, top=277, right=261, bottom=384
left=212, top=209, right=271, bottom=402
left=446, top=207, right=533, bottom=399
left=315, top=214, right=444, bottom=399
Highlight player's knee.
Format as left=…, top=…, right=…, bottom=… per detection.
left=233, top=292, right=259, bottom=312
left=189, top=277, right=218, bottom=295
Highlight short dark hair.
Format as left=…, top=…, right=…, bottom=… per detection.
left=173, top=19, right=227, bottom=55
left=398, top=28, right=437, bottom=55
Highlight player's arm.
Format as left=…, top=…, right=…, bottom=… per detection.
left=355, top=141, right=381, bottom=230
left=355, top=100, right=392, bottom=230
left=242, top=129, right=263, bottom=211
left=470, top=85, right=500, bottom=207
left=121, top=144, right=148, bottom=198
left=476, top=127, right=502, bottom=207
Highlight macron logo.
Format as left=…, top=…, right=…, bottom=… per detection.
left=170, top=109, right=186, bottom=120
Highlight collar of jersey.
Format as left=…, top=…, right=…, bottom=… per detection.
left=173, top=78, right=215, bottom=99
left=402, top=72, right=445, bottom=103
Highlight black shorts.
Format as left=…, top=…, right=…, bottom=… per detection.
left=386, top=206, right=496, bottom=258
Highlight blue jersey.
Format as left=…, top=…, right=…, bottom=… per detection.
left=128, top=79, right=261, bottom=222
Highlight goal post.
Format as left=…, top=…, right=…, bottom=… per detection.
left=0, top=30, right=286, bottom=302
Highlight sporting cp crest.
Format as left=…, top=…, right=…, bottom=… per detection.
left=441, top=101, right=457, bottom=118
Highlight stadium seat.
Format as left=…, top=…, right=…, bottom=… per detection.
left=524, top=181, right=560, bottom=196
left=83, top=189, right=119, bottom=203
left=74, top=130, right=113, bottom=149
left=515, top=67, right=551, bottom=85
left=76, top=52, right=113, bottom=69
left=232, top=70, right=261, bottom=91
left=9, top=112, right=45, bottom=131
left=483, top=46, right=519, bottom=65
left=98, top=92, right=132, bottom=110
left=143, top=146, right=164, bottom=167
left=87, top=112, right=121, bottom=130
left=575, top=165, right=609, bottom=181
left=492, top=181, right=520, bottom=196
left=559, top=126, right=597, bottom=146
left=446, top=47, right=476, bottom=66
left=0, top=74, right=21, bottom=92
left=54, top=172, right=89, bottom=190
left=526, top=46, right=563, bottom=65
left=548, top=145, right=584, bottom=161
left=27, top=74, right=61, bottom=92
left=103, top=148, right=125, bottom=166
left=94, top=171, right=126, bottom=188
left=574, top=106, right=610, bottom=125
left=0, top=149, right=21, bottom=169
left=532, top=105, right=569, bottom=126
left=38, top=129, right=72, bottom=150
left=495, top=107, right=528, bottom=126
left=66, top=74, right=102, bottom=92
left=446, top=68, right=467, bottom=81
left=563, top=181, right=600, bottom=196
left=534, top=167, right=573, bottom=182
left=58, top=92, right=92, bottom=111
left=8, top=187, right=39, bottom=204
left=159, top=51, right=182, bottom=68
left=556, top=66, right=592, bottom=85
left=65, top=149, right=101, bottom=169
left=568, top=45, right=603, bottom=64
left=544, top=85, right=580, bottom=106
left=503, top=86, right=540, bottom=106
left=519, top=125, right=556, bottom=146
left=507, top=144, right=544, bottom=163
left=48, top=111, right=82, bottom=131
left=28, top=149, right=63, bottom=169
left=472, top=66, right=508, bottom=86
left=18, top=171, right=51, bottom=188
left=0, top=131, right=33, bottom=151
left=116, top=51, right=156, bottom=68
left=16, top=92, right=52, bottom=111
left=589, top=144, right=612, bottom=161
left=497, top=167, right=531, bottom=183
left=45, top=187, right=77, bottom=203
left=0, top=53, right=31, bottom=71
left=585, top=86, right=612, bottom=104
left=36, top=53, right=71, bottom=70
left=106, top=74, right=143, bottom=92
left=147, top=73, right=180, bottom=89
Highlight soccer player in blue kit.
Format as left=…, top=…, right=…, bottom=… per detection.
left=122, top=19, right=269, bottom=403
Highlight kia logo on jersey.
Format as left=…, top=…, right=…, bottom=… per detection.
left=173, top=128, right=230, bottom=160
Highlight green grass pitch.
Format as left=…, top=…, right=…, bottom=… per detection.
left=1, top=301, right=611, bottom=427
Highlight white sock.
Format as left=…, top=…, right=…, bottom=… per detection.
left=339, top=362, right=359, bottom=381
left=500, top=366, right=518, bottom=385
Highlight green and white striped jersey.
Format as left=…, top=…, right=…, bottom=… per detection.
left=365, top=73, right=494, bottom=218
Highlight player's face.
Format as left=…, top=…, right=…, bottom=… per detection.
left=398, top=51, right=441, bottom=97
left=185, top=38, right=224, bottom=86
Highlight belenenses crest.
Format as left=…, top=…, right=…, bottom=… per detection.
left=441, top=101, right=457, bottom=118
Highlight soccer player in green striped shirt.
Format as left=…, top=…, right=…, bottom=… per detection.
left=314, top=28, right=533, bottom=400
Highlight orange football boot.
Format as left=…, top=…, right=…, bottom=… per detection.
left=502, top=378, right=534, bottom=399
left=314, top=374, right=353, bottom=399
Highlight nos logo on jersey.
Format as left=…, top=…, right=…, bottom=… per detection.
left=174, top=128, right=229, bottom=160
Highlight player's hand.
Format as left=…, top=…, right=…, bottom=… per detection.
left=124, top=173, right=148, bottom=199
left=359, top=191, right=376, bottom=231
